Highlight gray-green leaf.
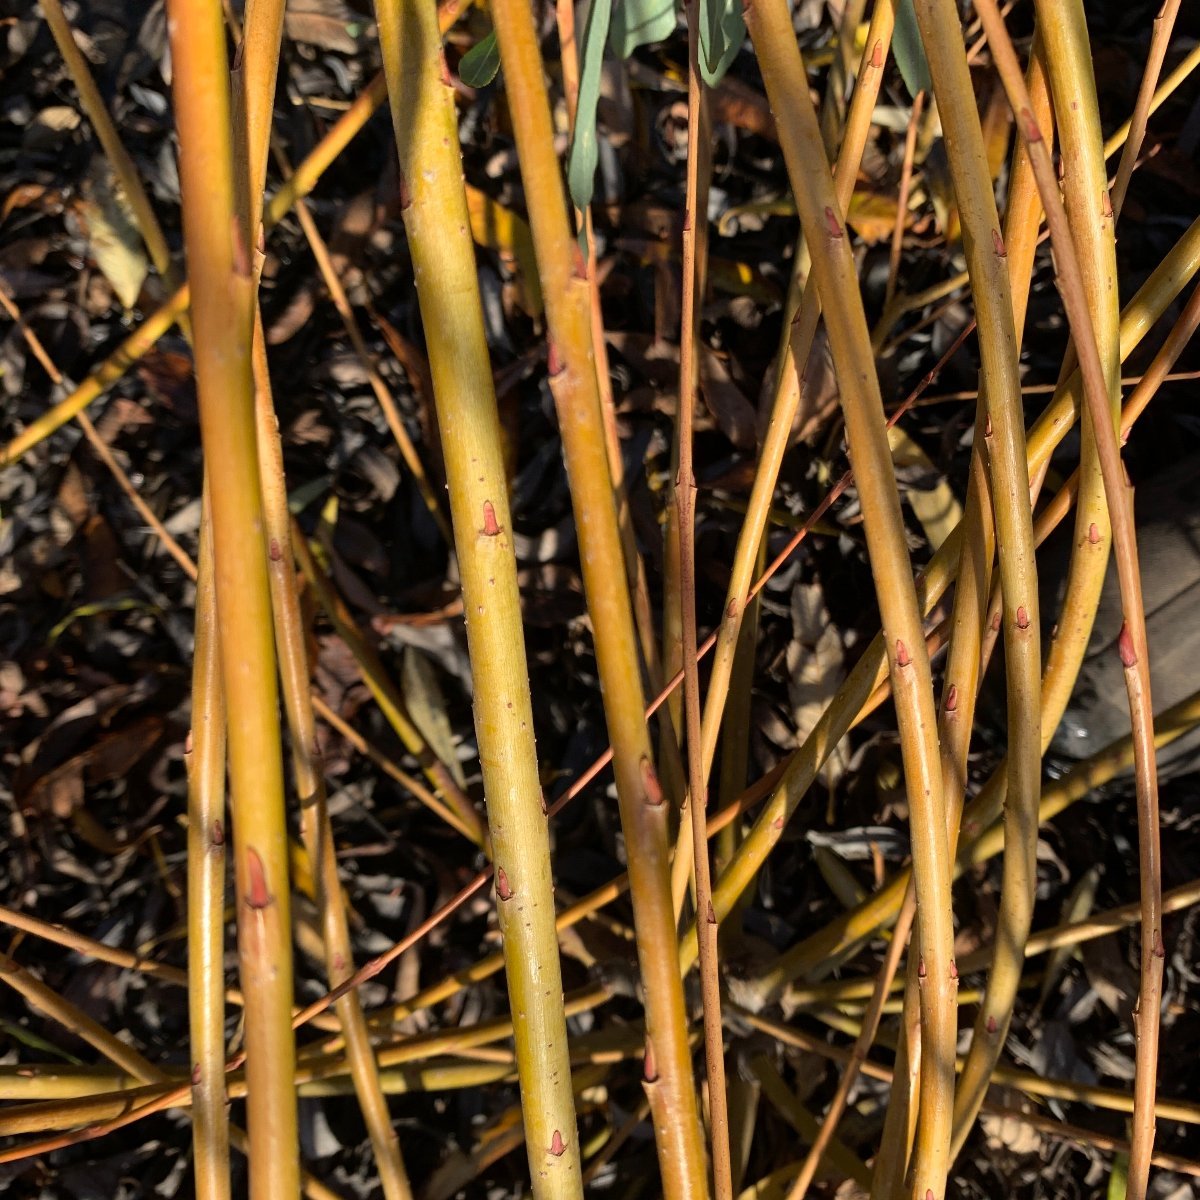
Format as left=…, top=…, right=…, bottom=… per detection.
left=698, top=0, right=745, bottom=86
left=459, top=29, right=501, bottom=88
left=892, top=0, right=932, bottom=99
left=567, top=0, right=614, bottom=214
left=608, top=0, right=676, bottom=60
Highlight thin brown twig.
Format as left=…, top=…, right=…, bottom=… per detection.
left=1110, top=0, right=1183, bottom=218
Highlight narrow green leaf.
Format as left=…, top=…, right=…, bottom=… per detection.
left=567, top=0, right=614, bottom=214
left=1107, top=1151, right=1128, bottom=1200
left=459, top=29, right=501, bottom=88
left=698, top=0, right=745, bottom=86
left=892, top=0, right=932, bottom=99
left=608, top=0, right=676, bottom=60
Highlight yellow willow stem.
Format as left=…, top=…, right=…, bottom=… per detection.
left=695, top=0, right=894, bottom=792
left=788, top=888, right=916, bottom=1200
left=749, top=1054, right=873, bottom=1188
left=554, top=0, right=662, bottom=709
left=1031, top=0, right=1122, bottom=803
left=252, top=320, right=413, bottom=1200
left=739, top=1005, right=1200, bottom=1128
left=741, top=6, right=956, bottom=1194
left=871, top=395, right=995, bottom=1197
left=909, top=6, right=1041, bottom=1181
left=186, top=505, right=232, bottom=1200
left=982, top=6, right=1163, bottom=1191
left=487, top=0, right=708, bottom=1193
left=878, top=37, right=1051, bottom=1181
left=0, top=955, right=342, bottom=1199
left=737, top=211, right=1200, bottom=1005
left=230, top=0, right=285, bottom=242
left=276, top=152, right=450, bottom=541
left=375, top=0, right=583, bottom=1195
left=164, top=1, right=297, bottom=1193
left=768, top=876, right=1200, bottom=1018
left=882, top=89, right=925, bottom=316
left=676, top=7, right=731, bottom=1194
left=670, top=0, right=894, bottom=923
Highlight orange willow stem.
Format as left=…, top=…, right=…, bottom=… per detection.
left=376, top=0, right=582, bottom=1193
left=164, top=1, right=298, bottom=1194
left=486, top=0, right=708, bottom=1194
left=741, top=4, right=956, bottom=1196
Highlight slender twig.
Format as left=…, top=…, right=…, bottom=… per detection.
left=1109, top=0, right=1186, bottom=215
left=788, top=889, right=916, bottom=1199
left=1104, top=40, right=1200, bottom=161
left=882, top=90, right=925, bottom=316
left=38, top=0, right=185, bottom=321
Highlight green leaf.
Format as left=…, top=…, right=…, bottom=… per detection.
left=608, top=0, right=675, bottom=60
left=1106, top=1151, right=1128, bottom=1200
left=567, top=0, right=614, bottom=214
left=459, top=29, right=501, bottom=87
left=892, top=0, right=931, bottom=99
left=698, top=0, right=745, bottom=86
